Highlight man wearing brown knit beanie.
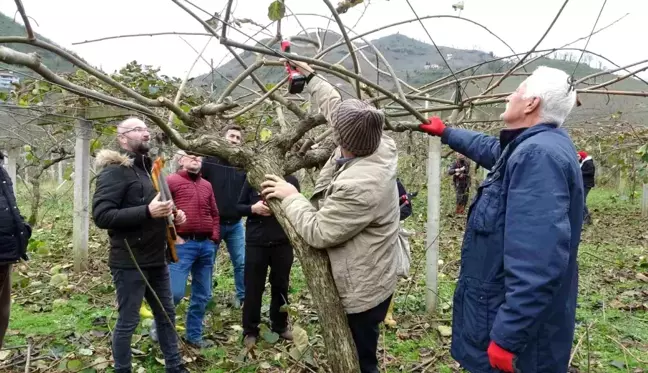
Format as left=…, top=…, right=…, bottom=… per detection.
left=261, top=61, right=399, bottom=373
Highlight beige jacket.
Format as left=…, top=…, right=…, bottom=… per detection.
left=282, top=76, right=399, bottom=314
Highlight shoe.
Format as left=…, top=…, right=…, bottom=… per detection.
left=166, top=364, right=190, bottom=373
left=184, top=338, right=214, bottom=349
left=150, top=322, right=158, bottom=343
left=279, top=330, right=293, bottom=341
left=243, top=335, right=257, bottom=349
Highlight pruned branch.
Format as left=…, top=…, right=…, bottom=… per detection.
left=14, top=0, right=35, bottom=40
left=323, top=0, right=362, bottom=98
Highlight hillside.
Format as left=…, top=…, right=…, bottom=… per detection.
left=193, top=32, right=648, bottom=126
left=0, top=12, right=76, bottom=74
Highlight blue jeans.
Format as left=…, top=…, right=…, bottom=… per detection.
left=168, top=239, right=216, bottom=344
left=218, top=220, right=246, bottom=302
left=111, top=267, right=182, bottom=372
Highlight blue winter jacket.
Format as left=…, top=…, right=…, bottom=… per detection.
left=442, top=123, right=583, bottom=373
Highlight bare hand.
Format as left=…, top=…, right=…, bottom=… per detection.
left=251, top=200, right=272, bottom=216
left=148, top=193, right=173, bottom=218
left=260, top=175, right=299, bottom=201
left=174, top=209, right=187, bottom=225
left=175, top=236, right=186, bottom=245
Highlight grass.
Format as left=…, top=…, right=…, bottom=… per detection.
left=2, top=176, right=647, bottom=372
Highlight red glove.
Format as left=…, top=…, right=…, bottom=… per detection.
left=419, top=116, right=446, bottom=136
left=487, top=341, right=516, bottom=372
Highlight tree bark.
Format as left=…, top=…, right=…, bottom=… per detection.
left=28, top=176, right=40, bottom=226
left=244, top=151, right=360, bottom=373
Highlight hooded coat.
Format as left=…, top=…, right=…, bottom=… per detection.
left=92, top=149, right=168, bottom=269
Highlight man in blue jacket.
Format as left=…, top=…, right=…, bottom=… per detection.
left=419, top=66, right=583, bottom=373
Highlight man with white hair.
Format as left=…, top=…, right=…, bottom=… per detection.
left=420, top=66, right=584, bottom=373
left=93, top=118, right=188, bottom=373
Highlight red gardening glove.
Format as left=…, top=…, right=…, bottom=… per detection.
left=419, top=116, right=446, bottom=136
left=488, top=341, right=516, bottom=372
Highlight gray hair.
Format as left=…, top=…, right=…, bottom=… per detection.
left=522, top=66, right=577, bottom=127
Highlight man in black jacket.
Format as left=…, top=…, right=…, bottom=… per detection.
left=201, top=124, right=247, bottom=307
left=92, top=118, right=188, bottom=373
left=0, top=150, right=31, bottom=348
left=237, top=175, right=299, bottom=348
left=578, top=151, right=595, bottom=225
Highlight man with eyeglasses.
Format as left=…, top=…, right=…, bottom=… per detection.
left=92, top=118, right=189, bottom=373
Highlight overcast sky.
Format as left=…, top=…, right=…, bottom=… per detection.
left=1, top=0, right=646, bottom=79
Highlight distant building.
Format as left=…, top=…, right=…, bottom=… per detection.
left=0, top=70, right=19, bottom=91
left=424, top=62, right=441, bottom=70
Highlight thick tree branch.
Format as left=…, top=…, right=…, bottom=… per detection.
left=0, top=37, right=190, bottom=123
left=284, top=137, right=337, bottom=175
left=221, top=77, right=289, bottom=120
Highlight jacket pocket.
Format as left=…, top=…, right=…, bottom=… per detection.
left=461, top=279, right=505, bottom=350
left=468, top=180, right=502, bottom=233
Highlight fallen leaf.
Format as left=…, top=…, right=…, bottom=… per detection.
left=155, top=357, right=165, bottom=366
left=67, top=360, right=83, bottom=370
left=79, top=348, right=94, bottom=356
left=610, top=360, right=626, bottom=369
left=259, top=361, right=272, bottom=369
left=0, top=350, right=13, bottom=360
left=49, top=273, right=68, bottom=287
left=636, top=273, right=648, bottom=282
left=92, top=357, right=110, bottom=370
left=292, top=325, right=309, bottom=353
left=437, top=325, right=452, bottom=337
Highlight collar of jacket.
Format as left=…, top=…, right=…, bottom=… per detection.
left=122, top=150, right=152, bottom=171
left=500, top=122, right=558, bottom=150
left=177, top=169, right=201, bottom=181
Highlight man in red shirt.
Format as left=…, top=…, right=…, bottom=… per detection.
left=150, top=151, right=220, bottom=348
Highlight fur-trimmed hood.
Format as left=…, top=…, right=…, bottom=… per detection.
left=94, top=149, right=133, bottom=168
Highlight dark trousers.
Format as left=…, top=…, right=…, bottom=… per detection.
left=111, top=267, right=182, bottom=373
left=347, top=295, right=393, bottom=373
left=0, top=264, right=11, bottom=349
left=455, top=183, right=469, bottom=207
left=242, top=242, right=293, bottom=337
left=584, top=187, right=592, bottom=223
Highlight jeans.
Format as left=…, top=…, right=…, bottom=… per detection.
left=111, top=267, right=182, bottom=372
left=243, top=242, right=293, bottom=337
left=347, top=295, right=393, bottom=373
left=217, top=220, right=246, bottom=302
left=166, top=239, right=216, bottom=343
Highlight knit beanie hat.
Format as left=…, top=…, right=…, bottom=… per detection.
left=578, top=151, right=588, bottom=159
left=330, top=99, right=384, bottom=156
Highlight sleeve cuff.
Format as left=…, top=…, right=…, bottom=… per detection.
left=441, top=127, right=453, bottom=144
left=145, top=205, right=152, bottom=219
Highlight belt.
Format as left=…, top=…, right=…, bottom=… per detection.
left=179, top=233, right=211, bottom=241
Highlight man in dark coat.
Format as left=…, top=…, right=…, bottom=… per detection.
left=237, top=175, right=300, bottom=348
left=420, top=66, right=584, bottom=373
left=201, top=124, right=247, bottom=307
left=577, top=151, right=595, bottom=224
left=448, top=153, right=471, bottom=214
left=0, top=150, right=31, bottom=348
left=92, top=118, right=188, bottom=373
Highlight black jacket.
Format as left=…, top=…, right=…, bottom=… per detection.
left=397, top=178, right=412, bottom=221
left=201, top=156, right=247, bottom=224
left=580, top=157, right=595, bottom=188
left=237, top=175, right=300, bottom=245
left=0, top=153, right=31, bottom=264
left=92, top=149, right=167, bottom=269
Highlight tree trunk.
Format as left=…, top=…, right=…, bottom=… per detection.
left=28, top=176, right=41, bottom=226
left=245, top=153, right=360, bottom=373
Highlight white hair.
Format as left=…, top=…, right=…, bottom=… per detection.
left=521, top=66, right=577, bottom=126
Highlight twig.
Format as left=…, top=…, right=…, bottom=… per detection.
left=570, top=0, right=608, bottom=79
left=24, top=339, right=31, bottom=373
left=606, top=335, right=648, bottom=364
left=322, top=0, right=362, bottom=98
left=72, top=32, right=214, bottom=45
left=480, top=0, right=570, bottom=96
left=14, top=0, right=35, bottom=40
left=71, top=358, right=115, bottom=373
left=569, top=321, right=595, bottom=367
